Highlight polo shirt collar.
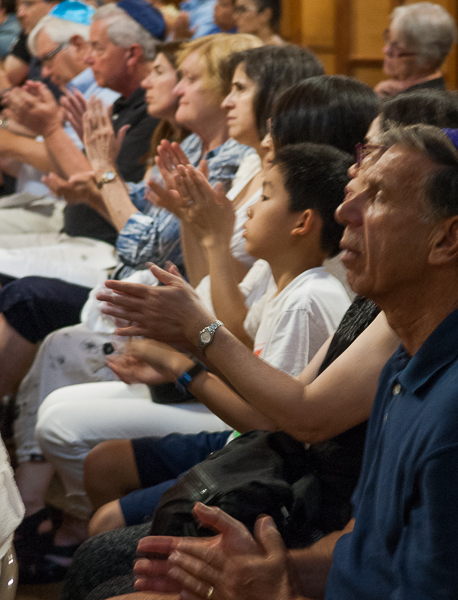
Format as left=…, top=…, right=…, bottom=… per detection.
left=397, top=308, right=458, bottom=394
left=113, top=86, right=145, bottom=111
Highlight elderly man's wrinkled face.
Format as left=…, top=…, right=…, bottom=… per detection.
left=86, top=19, right=130, bottom=92
left=382, top=27, right=420, bottom=81
left=335, top=144, right=438, bottom=304
left=36, top=29, right=75, bottom=87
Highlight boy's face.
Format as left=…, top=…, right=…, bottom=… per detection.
left=243, top=164, right=302, bottom=260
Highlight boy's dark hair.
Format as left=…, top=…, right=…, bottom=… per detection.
left=272, top=75, right=380, bottom=157
left=273, top=142, right=352, bottom=257
left=380, top=88, right=458, bottom=131
left=220, top=45, right=324, bottom=139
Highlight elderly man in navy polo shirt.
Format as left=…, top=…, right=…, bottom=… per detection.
left=129, top=124, right=458, bottom=600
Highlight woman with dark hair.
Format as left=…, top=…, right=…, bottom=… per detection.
left=263, top=74, right=381, bottom=166
left=233, top=0, right=284, bottom=45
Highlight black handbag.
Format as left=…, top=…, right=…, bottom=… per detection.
left=150, top=430, right=323, bottom=548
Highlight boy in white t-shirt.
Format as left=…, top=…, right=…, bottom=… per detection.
left=80, top=142, right=353, bottom=533
left=242, top=142, right=351, bottom=376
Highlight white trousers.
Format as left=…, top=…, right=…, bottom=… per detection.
left=0, top=234, right=117, bottom=288
left=36, top=382, right=230, bottom=519
left=14, top=321, right=230, bottom=519
left=0, top=199, right=65, bottom=236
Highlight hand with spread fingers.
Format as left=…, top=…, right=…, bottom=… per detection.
left=83, top=95, right=129, bottom=175
left=135, top=503, right=299, bottom=600
left=60, top=86, right=88, bottom=142
left=42, top=170, right=102, bottom=205
left=144, top=139, right=192, bottom=216
left=145, top=140, right=209, bottom=217
left=4, top=81, right=64, bottom=137
left=97, top=263, right=215, bottom=343
left=106, top=337, right=192, bottom=385
left=175, top=164, right=235, bottom=247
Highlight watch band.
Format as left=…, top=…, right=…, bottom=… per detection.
left=176, top=358, right=208, bottom=394
left=198, top=320, right=223, bottom=351
left=97, top=170, right=117, bottom=189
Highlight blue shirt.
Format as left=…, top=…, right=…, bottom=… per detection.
left=180, top=0, right=216, bottom=38
left=326, top=308, right=458, bottom=600
left=115, top=134, right=254, bottom=279
left=0, top=14, right=20, bottom=59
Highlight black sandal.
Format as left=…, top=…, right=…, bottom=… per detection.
left=18, top=542, right=80, bottom=585
left=14, top=507, right=55, bottom=560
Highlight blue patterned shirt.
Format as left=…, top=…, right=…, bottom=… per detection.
left=114, top=134, right=254, bottom=279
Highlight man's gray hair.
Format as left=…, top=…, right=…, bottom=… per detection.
left=381, top=124, right=458, bottom=219
left=390, top=2, right=457, bottom=70
left=28, top=15, right=89, bottom=56
left=93, top=3, right=157, bottom=61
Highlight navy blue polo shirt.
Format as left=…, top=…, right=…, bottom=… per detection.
left=326, top=309, right=458, bottom=599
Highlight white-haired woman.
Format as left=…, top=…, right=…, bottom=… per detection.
left=374, top=2, right=457, bottom=98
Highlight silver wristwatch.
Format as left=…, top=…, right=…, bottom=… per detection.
left=198, top=320, right=223, bottom=351
left=97, top=170, right=117, bottom=189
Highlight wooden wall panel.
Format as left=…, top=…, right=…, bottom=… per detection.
left=281, top=0, right=458, bottom=90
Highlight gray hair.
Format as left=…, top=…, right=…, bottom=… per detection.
left=381, top=124, right=458, bottom=220
left=93, top=3, right=157, bottom=61
left=28, top=15, right=89, bottom=56
left=390, top=2, right=457, bottom=70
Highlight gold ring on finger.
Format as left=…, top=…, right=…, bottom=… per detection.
left=206, top=586, right=214, bottom=600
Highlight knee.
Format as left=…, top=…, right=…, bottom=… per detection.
left=84, top=441, right=127, bottom=502
left=88, top=501, right=126, bottom=537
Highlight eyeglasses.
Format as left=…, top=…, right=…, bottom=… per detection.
left=382, top=29, right=417, bottom=58
left=355, top=143, right=382, bottom=168
left=39, top=41, right=69, bottom=66
left=234, top=4, right=258, bottom=15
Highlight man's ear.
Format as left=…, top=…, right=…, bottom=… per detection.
left=291, top=209, right=315, bottom=237
left=429, top=215, right=458, bottom=265
left=70, top=35, right=86, bottom=53
left=125, top=44, right=144, bottom=67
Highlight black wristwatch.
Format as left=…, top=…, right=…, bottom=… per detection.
left=175, top=358, right=208, bottom=395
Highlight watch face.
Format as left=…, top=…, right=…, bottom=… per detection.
left=200, top=330, right=212, bottom=344
left=105, top=171, right=116, bottom=182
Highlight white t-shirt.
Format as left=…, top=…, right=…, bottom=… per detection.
left=244, top=267, right=350, bottom=377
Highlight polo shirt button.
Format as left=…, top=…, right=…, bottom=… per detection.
left=392, top=383, right=401, bottom=395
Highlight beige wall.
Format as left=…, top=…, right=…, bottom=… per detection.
left=281, top=0, right=457, bottom=90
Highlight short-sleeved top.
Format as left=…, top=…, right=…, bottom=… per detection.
left=245, top=267, right=351, bottom=377
left=326, top=308, right=458, bottom=599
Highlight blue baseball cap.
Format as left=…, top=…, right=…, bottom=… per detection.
left=49, top=0, right=95, bottom=26
left=117, top=0, right=166, bottom=41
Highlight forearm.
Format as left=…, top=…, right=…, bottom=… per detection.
left=289, top=520, right=354, bottom=599
left=180, top=223, right=209, bottom=288
left=184, top=313, right=398, bottom=443
left=206, top=241, right=252, bottom=346
left=0, top=129, right=54, bottom=173
left=44, top=127, right=92, bottom=178
left=188, top=370, right=276, bottom=432
left=99, top=177, right=138, bottom=231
